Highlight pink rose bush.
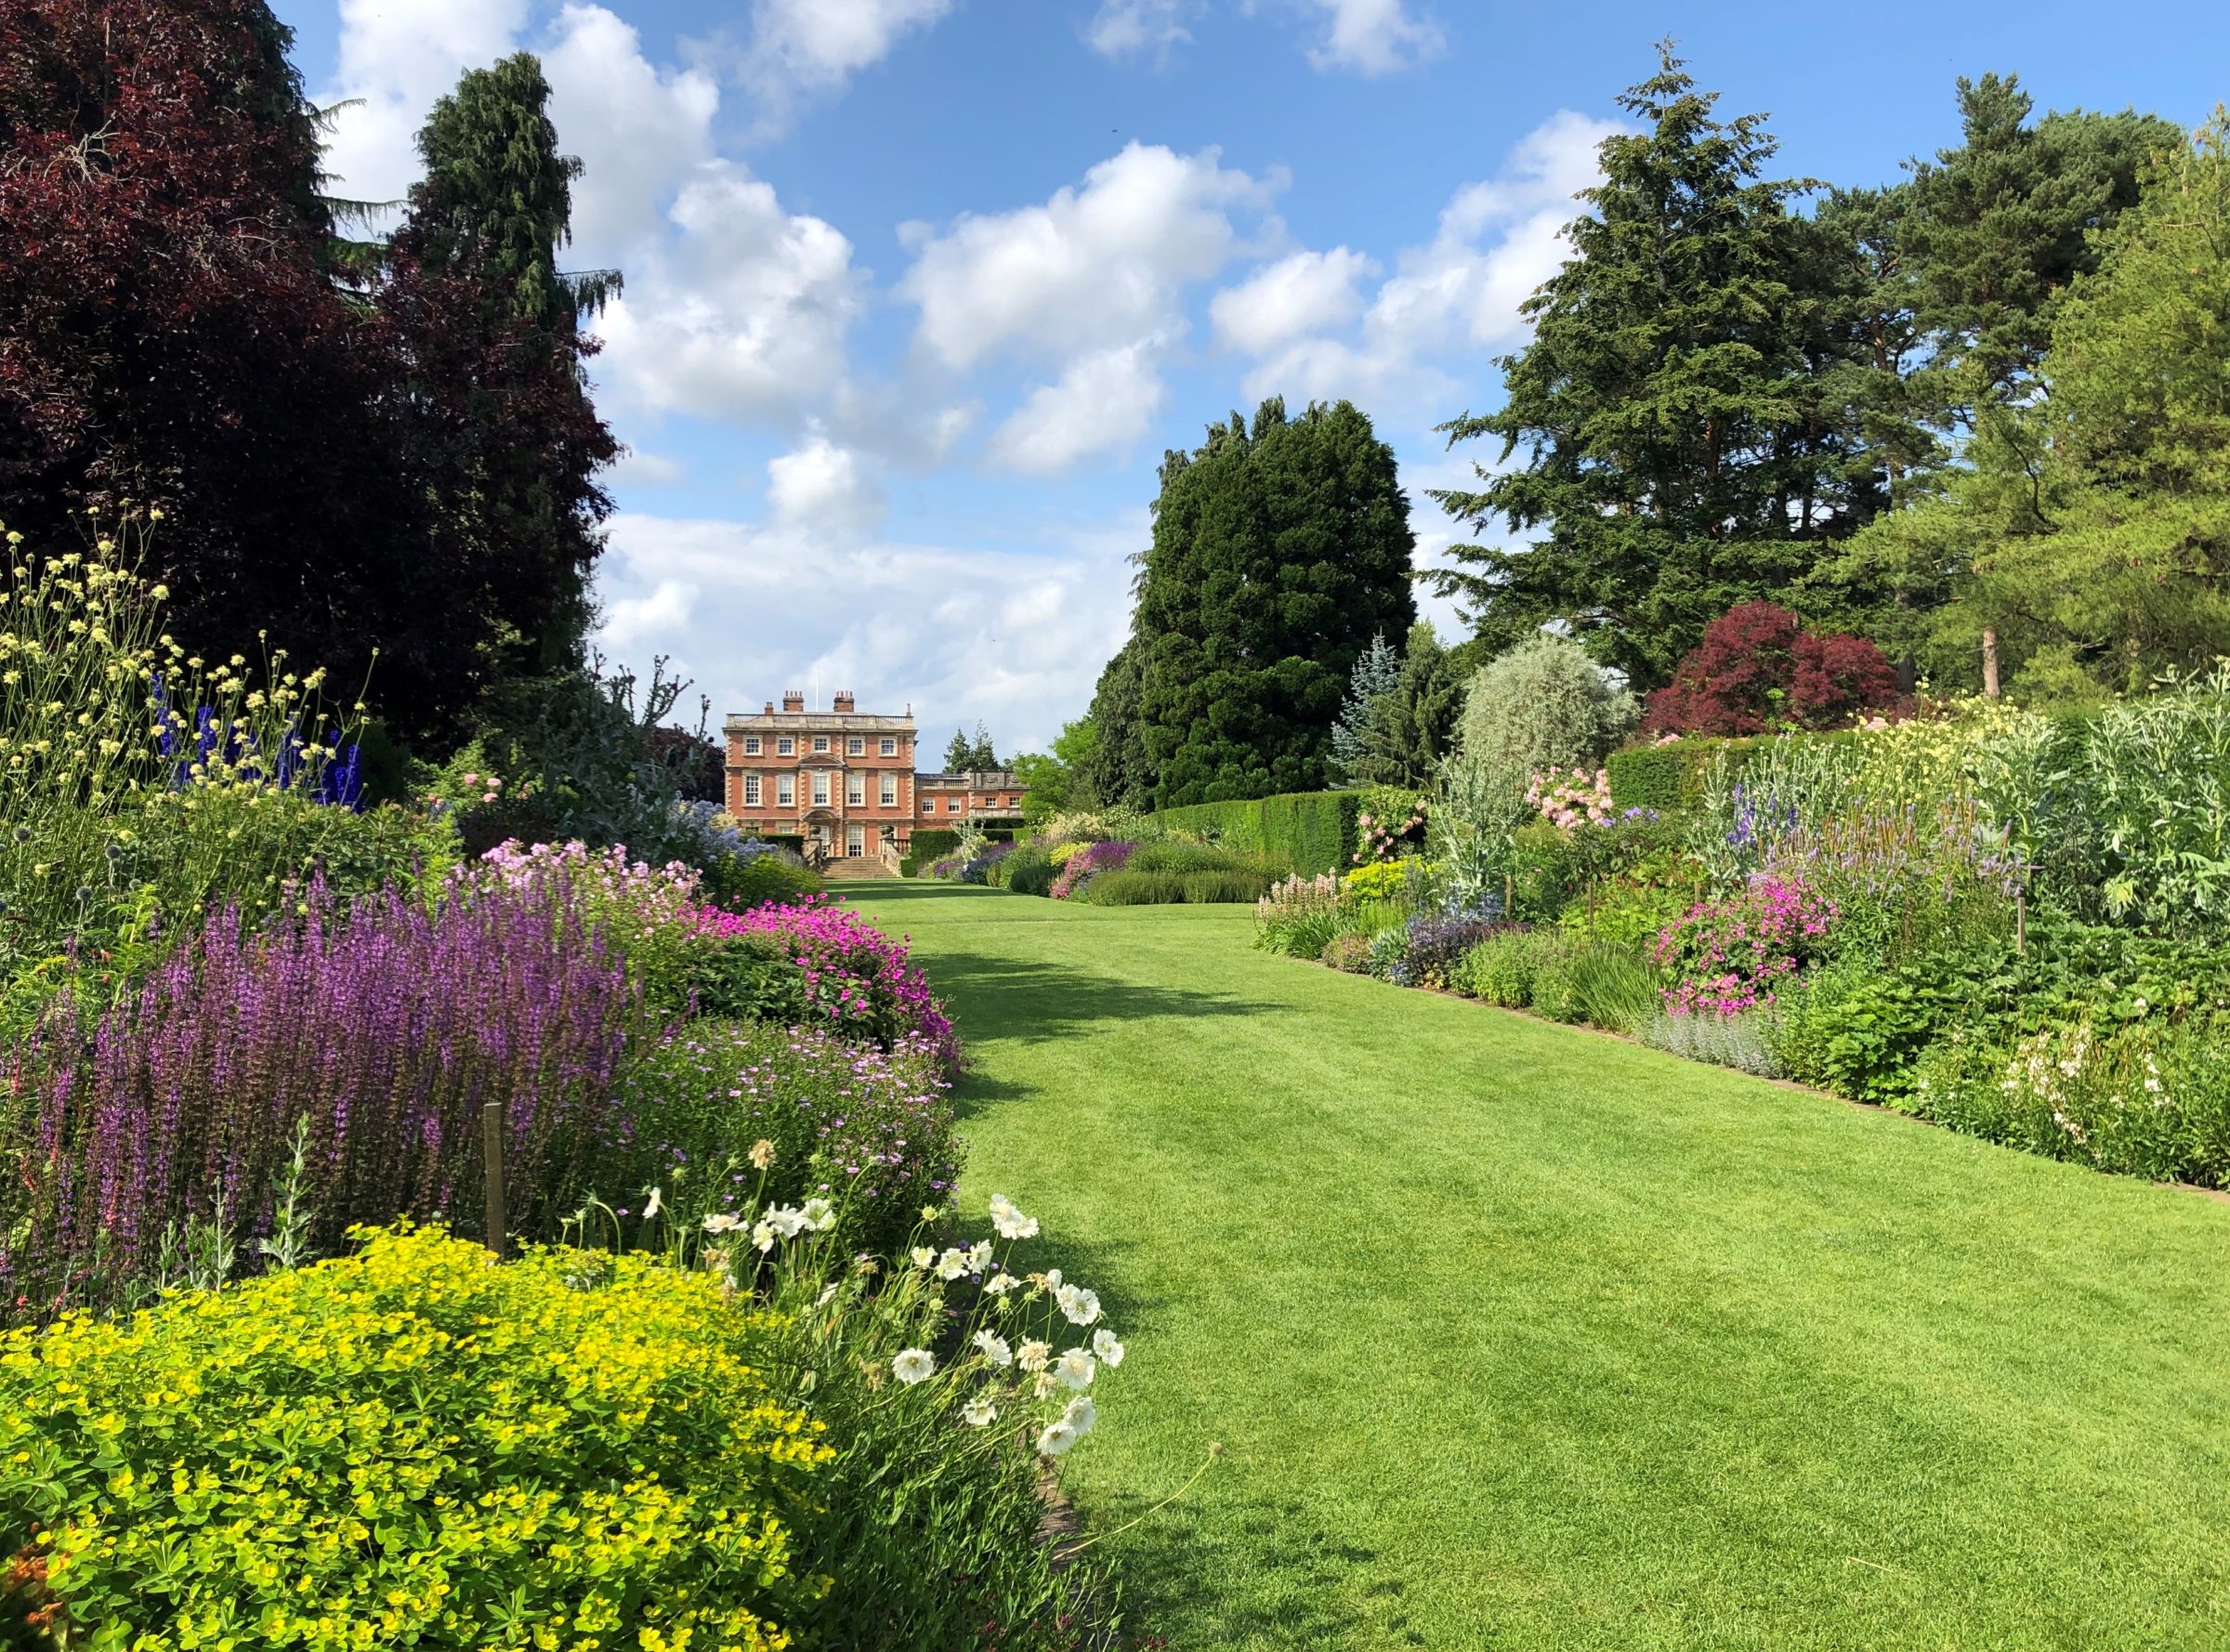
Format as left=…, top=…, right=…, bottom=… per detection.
left=1528, top=767, right=1616, bottom=829
left=1651, top=872, right=1838, bottom=1016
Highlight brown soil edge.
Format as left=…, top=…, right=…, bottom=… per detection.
left=1308, top=958, right=2230, bottom=1208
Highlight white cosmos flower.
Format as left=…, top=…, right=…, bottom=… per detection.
left=1092, top=1329, right=1125, bottom=1368
left=935, top=1247, right=968, bottom=1281
left=1042, top=1269, right=1063, bottom=1291
left=891, top=1348, right=936, bottom=1385
left=1036, top=1419, right=1080, bottom=1458
left=767, top=1205, right=809, bottom=1239
left=1054, top=1348, right=1095, bottom=1390
left=1017, top=1339, right=1051, bottom=1373
left=702, top=1213, right=742, bottom=1235
left=962, top=1396, right=997, bottom=1427
left=974, top=1329, right=1013, bottom=1366
left=1034, top=1372, right=1059, bottom=1398
left=965, top=1240, right=994, bottom=1271
left=1062, top=1396, right=1096, bottom=1438
left=750, top=1220, right=776, bottom=1253
left=1055, top=1285, right=1101, bottom=1326
left=984, top=1272, right=1020, bottom=1295
left=641, top=1187, right=663, bottom=1220
left=989, top=1193, right=1019, bottom=1223
left=801, top=1198, right=836, bottom=1231
left=989, top=1194, right=1039, bottom=1239
left=910, top=1246, right=936, bottom=1269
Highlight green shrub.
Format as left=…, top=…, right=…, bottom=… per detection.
left=1321, top=931, right=1374, bottom=972
left=1568, top=942, right=1660, bottom=1032
left=1128, top=840, right=1242, bottom=875
left=0, top=1226, right=833, bottom=1649
left=1776, top=954, right=1983, bottom=1104
left=1082, top=869, right=1187, bottom=905
left=1365, top=923, right=1412, bottom=980
left=1001, top=846, right=1057, bottom=896
left=1450, top=930, right=1544, bottom=1006
left=703, top=847, right=823, bottom=910
left=678, top=930, right=809, bottom=1022
left=1148, top=790, right=1361, bottom=874
left=1181, top=869, right=1272, bottom=903
left=1530, top=941, right=1586, bottom=1022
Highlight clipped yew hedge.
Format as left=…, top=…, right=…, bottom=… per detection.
left=1149, top=790, right=1362, bottom=875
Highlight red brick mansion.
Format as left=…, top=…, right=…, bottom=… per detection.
left=723, top=691, right=1026, bottom=865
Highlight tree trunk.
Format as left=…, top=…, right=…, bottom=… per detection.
left=1981, top=627, right=2001, bottom=698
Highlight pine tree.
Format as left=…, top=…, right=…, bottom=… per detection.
left=1428, top=46, right=1873, bottom=689
left=1121, top=397, right=1416, bottom=806
left=1350, top=623, right=1464, bottom=788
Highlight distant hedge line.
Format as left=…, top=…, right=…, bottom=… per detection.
left=1148, top=790, right=1362, bottom=875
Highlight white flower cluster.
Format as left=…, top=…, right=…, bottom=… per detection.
left=887, top=1193, right=1127, bottom=1459
left=704, top=1195, right=837, bottom=1252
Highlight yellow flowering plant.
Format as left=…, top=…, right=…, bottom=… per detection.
left=0, top=1225, right=832, bottom=1651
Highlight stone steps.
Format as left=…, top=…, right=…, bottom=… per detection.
left=820, top=855, right=899, bottom=879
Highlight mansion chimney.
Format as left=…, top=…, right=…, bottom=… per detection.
left=833, top=689, right=856, bottom=713
left=781, top=689, right=805, bottom=712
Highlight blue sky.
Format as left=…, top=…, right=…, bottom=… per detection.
left=273, top=0, right=2230, bottom=753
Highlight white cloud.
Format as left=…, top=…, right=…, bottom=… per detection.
left=610, top=449, right=686, bottom=485
left=767, top=439, right=886, bottom=533
left=1238, top=110, right=1617, bottom=412
left=541, top=5, right=719, bottom=256
left=1085, top=0, right=1192, bottom=59
left=316, top=0, right=529, bottom=205
left=594, top=511, right=1141, bottom=753
left=1303, top=0, right=1445, bottom=76
left=599, top=576, right=700, bottom=647
left=749, top=0, right=951, bottom=85
left=989, top=340, right=1169, bottom=474
left=593, top=161, right=862, bottom=423
left=1210, top=247, right=1376, bottom=356
left=899, top=142, right=1278, bottom=370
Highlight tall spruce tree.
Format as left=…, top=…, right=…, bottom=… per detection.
left=1116, top=397, right=1416, bottom=806
left=1348, top=623, right=1464, bottom=788
left=1428, top=46, right=1874, bottom=689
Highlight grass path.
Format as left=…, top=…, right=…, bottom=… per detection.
left=845, top=884, right=2230, bottom=1650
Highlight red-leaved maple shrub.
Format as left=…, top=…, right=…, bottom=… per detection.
left=1643, top=602, right=1902, bottom=735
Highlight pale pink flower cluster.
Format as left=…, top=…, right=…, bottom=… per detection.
left=1527, top=767, right=1615, bottom=829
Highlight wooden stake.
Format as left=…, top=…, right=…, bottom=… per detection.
left=2014, top=884, right=2027, bottom=957
left=481, top=1100, right=507, bottom=1258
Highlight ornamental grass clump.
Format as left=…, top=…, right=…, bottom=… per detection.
left=0, top=878, right=643, bottom=1324
left=0, top=1225, right=832, bottom=1650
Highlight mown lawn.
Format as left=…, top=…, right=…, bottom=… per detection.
left=846, top=882, right=2230, bottom=1651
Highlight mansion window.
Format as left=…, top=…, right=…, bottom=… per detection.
left=846, top=774, right=865, bottom=807
left=847, top=737, right=865, bottom=755
left=921, top=800, right=934, bottom=815
left=880, top=737, right=898, bottom=756
left=743, top=775, right=762, bottom=806
left=847, top=824, right=865, bottom=856
left=743, top=736, right=761, bottom=755
left=880, top=776, right=898, bottom=807
left=777, top=776, right=794, bottom=806
left=813, top=736, right=830, bottom=754
left=777, top=737, right=794, bottom=756
left=812, top=772, right=831, bottom=806
left=946, top=798, right=960, bottom=813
